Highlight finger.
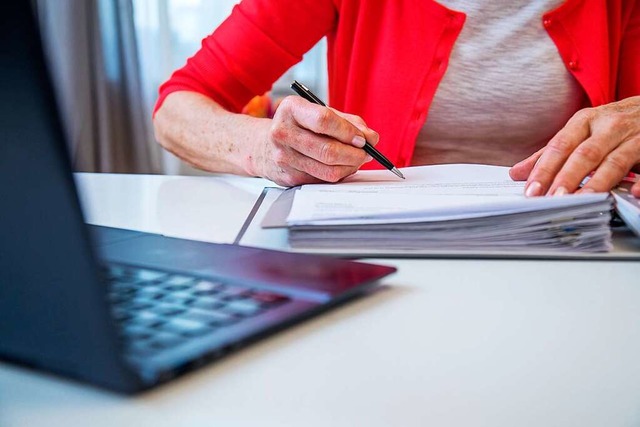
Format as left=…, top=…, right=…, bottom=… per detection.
left=333, top=110, right=380, bottom=146
left=282, top=127, right=368, bottom=167
left=632, top=180, right=640, bottom=198
left=268, top=149, right=323, bottom=187
left=578, top=142, right=638, bottom=193
left=509, top=147, right=545, bottom=181
left=547, top=111, right=638, bottom=195
left=546, top=134, right=621, bottom=195
left=525, top=110, right=592, bottom=196
left=281, top=96, right=367, bottom=148
left=273, top=166, right=323, bottom=187
left=279, top=148, right=362, bottom=183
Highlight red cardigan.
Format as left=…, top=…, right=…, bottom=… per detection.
left=156, top=0, right=640, bottom=169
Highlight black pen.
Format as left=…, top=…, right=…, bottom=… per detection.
left=290, top=80, right=405, bottom=180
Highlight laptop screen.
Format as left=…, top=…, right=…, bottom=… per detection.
left=0, top=2, right=138, bottom=390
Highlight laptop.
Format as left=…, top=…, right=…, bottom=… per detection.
left=0, top=3, right=396, bottom=394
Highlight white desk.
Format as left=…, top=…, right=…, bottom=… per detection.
left=2, top=173, right=640, bottom=427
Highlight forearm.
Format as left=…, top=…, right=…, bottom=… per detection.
left=153, top=91, right=270, bottom=176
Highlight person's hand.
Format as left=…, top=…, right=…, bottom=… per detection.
left=509, top=96, right=640, bottom=198
left=251, top=96, right=379, bottom=187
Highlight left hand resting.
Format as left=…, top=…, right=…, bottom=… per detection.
left=509, top=96, right=640, bottom=198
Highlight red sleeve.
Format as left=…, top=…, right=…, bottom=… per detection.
left=618, top=0, right=640, bottom=99
left=154, top=0, right=337, bottom=114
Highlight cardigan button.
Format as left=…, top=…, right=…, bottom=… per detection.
left=543, top=18, right=552, bottom=28
left=568, top=60, right=579, bottom=70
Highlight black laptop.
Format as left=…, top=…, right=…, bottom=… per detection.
left=0, top=3, right=396, bottom=394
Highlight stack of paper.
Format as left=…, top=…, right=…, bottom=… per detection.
left=612, top=180, right=640, bottom=237
left=281, top=164, right=614, bottom=253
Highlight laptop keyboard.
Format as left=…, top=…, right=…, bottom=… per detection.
left=102, top=264, right=290, bottom=357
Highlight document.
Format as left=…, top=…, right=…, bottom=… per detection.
left=287, top=164, right=609, bottom=224
left=272, top=164, right=614, bottom=253
left=612, top=180, right=640, bottom=237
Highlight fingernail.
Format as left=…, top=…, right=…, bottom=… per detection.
left=364, top=155, right=373, bottom=163
left=553, top=186, right=568, bottom=196
left=351, top=135, right=366, bottom=148
left=525, top=181, right=543, bottom=197
left=579, top=188, right=595, bottom=194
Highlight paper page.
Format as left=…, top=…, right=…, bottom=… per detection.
left=287, top=191, right=609, bottom=225
left=286, top=164, right=610, bottom=225
left=299, top=164, right=524, bottom=196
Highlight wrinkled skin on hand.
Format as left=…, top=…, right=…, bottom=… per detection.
left=510, top=96, right=640, bottom=198
left=252, top=96, right=379, bottom=187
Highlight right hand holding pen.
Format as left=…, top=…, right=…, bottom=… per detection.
left=252, top=96, right=379, bottom=187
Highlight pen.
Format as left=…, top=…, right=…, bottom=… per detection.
left=290, top=80, right=405, bottom=180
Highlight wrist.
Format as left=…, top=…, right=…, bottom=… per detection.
left=240, top=117, right=272, bottom=178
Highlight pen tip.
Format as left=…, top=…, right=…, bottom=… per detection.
left=391, top=167, right=405, bottom=179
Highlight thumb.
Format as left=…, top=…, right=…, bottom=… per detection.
left=509, top=147, right=545, bottom=181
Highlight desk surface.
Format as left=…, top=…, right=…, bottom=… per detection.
left=2, top=173, right=640, bottom=427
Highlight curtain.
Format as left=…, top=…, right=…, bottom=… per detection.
left=35, top=0, right=327, bottom=175
left=132, top=0, right=328, bottom=175
left=35, top=0, right=160, bottom=174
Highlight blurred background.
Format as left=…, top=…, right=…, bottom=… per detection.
left=35, top=0, right=328, bottom=175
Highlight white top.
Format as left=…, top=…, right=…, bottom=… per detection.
left=412, top=0, right=586, bottom=166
